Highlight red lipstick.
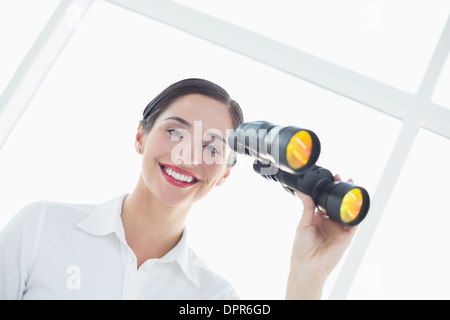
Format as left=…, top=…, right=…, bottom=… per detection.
left=159, top=163, right=199, bottom=188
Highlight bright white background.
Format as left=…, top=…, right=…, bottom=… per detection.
left=1, top=0, right=450, bottom=299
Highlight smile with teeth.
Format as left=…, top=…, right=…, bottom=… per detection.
left=159, top=163, right=199, bottom=188
left=163, top=166, right=196, bottom=183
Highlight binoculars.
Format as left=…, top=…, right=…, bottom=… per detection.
left=228, top=121, right=370, bottom=227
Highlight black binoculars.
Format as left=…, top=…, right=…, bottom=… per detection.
left=228, top=121, right=370, bottom=227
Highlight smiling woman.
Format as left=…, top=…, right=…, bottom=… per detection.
left=0, top=78, right=358, bottom=300
left=0, top=78, right=244, bottom=299
left=132, top=81, right=240, bottom=210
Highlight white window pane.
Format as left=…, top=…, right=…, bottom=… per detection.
left=347, top=129, right=450, bottom=299
left=0, top=0, right=60, bottom=94
left=173, top=0, right=450, bottom=94
left=0, top=1, right=401, bottom=299
left=432, top=52, right=450, bottom=110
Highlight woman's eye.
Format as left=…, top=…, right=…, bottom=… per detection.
left=204, top=145, right=221, bottom=156
left=168, top=129, right=183, bottom=139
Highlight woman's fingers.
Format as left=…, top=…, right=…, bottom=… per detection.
left=295, top=174, right=354, bottom=229
left=295, top=190, right=316, bottom=229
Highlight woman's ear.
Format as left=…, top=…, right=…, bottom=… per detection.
left=135, top=123, right=144, bottom=154
left=216, top=170, right=231, bottom=186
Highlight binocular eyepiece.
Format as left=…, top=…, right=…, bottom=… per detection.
left=228, top=121, right=370, bottom=227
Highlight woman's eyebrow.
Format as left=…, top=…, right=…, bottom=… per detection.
left=164, top=116, right=192, bottom=128
left=205, top=132, right=226, bottom=144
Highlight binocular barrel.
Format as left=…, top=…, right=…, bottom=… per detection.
left=253, top=161, right=370, bottom=227
left=228, top=121, right=370, bottom=227
left=228, top=121, right=321, bottom=174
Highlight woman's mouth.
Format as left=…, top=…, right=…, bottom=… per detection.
left=159, top=163, right=199, bottom=188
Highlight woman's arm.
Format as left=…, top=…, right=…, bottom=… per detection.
left=286, top=175, right=358, bottom=300
left=0, top=202, right=44, bottom=299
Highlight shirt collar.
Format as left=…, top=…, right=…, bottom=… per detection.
left=76, top=194, right=127, bottom=239
left=76, top=194, right=200, bottom=287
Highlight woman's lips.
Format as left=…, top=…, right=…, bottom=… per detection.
left=159, top=163, right=199, bottom=188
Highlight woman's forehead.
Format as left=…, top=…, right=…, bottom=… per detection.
left=159, top=94, right=233, bottom=131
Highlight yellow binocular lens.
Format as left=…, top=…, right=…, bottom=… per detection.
left=340, top=188, right=363, bottom=223
left=286, top=131, right=312, bottom=170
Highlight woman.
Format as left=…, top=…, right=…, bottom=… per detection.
left=0, top=78, right=356, bottom=299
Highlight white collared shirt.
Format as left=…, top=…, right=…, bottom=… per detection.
left=0, top=194, right=239, bottom=300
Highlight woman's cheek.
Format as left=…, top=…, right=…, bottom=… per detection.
left=143, top=134, right=174, bottom=160
left=204, top=163, right=226, bottom=184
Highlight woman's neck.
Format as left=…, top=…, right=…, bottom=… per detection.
left=121, top=175, right=190, bottom=267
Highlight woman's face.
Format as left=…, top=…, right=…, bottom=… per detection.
left=137, top=94, right=234, bottom=207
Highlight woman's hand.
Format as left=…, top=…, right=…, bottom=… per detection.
left=285, top=174, right=358, bottom=300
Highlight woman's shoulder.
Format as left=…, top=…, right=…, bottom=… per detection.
left=6, top=199, right=96, bottom=231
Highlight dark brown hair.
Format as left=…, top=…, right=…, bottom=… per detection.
left=140, top=78, right=243, bottom=132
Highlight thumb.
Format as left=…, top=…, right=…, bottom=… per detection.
left=294, top=190, right=316, bottom=229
